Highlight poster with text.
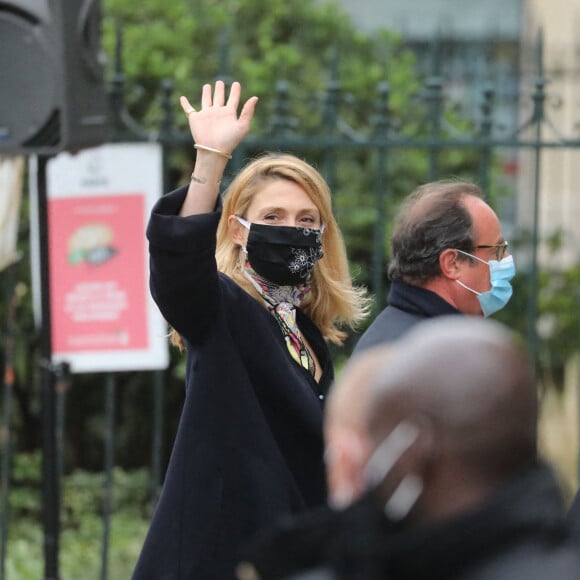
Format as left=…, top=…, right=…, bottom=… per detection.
left=46, top=142, right=169, bottom=373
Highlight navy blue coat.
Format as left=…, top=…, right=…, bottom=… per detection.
left=132, top=187, right=333, bottom=580
left=352, top=281, right=461, bottom=355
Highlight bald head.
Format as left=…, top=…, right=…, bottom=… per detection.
left=327, top=316, right=537, bottom=517
left=367, top=317, right=536, bottom=477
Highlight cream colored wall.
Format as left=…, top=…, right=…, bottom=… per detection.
left=519, top=0, right=580, bottom=503
left=538, top=355, right=580, bottom=500
left=519, top=0, right=580, bottom=266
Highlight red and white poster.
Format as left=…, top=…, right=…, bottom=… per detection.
left=45, top=143, right=169, bottom=373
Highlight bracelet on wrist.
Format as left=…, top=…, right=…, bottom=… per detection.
left=193, top=144, right=232, bottom=160
left=190, top=171, right=221, bottom=186
left=190, top=173, right=207, bottom=184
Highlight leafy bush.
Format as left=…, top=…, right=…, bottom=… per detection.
left=4, top=453, right=151, bottom=579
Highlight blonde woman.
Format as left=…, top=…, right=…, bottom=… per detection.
left=132, top=81, right=369, bottom=580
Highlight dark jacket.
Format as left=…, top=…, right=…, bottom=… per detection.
left=352, top=281, right=461, bottom=355
left=132, top=187, right=333, bottom=580
left=566, top=488, right=580, bottom=537
left=239, top=463, right=580, bottom=580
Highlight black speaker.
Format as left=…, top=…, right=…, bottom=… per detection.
left=0, top=0, right=109, bottom=154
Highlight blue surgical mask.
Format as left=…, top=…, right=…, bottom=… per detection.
left=455, top=251, right=516, bottom=317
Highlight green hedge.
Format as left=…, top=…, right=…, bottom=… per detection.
left=4, top=453, right=151, bottom=579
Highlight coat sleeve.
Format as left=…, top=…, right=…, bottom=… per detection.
left=146, top=185, right=222, bottom=344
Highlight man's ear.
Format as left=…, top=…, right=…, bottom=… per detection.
left=439, top=248, right=461, bottom=280
left=227, top=214, right=248, bottom=246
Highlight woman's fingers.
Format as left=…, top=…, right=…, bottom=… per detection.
left=200, top=83, right=212, bottom=108
left=183, top=81, right=254, bottom=116
left=239, top=95, right=259, bottom=125
left=179, top=95, right=195, bottom=116
left=226, top=81, right=241, bottom=110
left=213, top=80, right=226, bottom=107
left=180, top=82, right=258, bottom=148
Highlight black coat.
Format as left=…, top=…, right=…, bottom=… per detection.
left=566, top=488, right=580, bottom=537
left=352, top=281, right=461, bottom=355
left=132, top=187, right=333, bottom=580
left=239, top=463, right=580, bottom=580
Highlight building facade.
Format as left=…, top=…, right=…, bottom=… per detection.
left=337, top=0, right=580, bottom=266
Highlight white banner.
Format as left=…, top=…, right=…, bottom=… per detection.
left=42, top=142, right=169, bottom=373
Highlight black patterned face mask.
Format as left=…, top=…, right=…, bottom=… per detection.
left=237, top=216, right=324, bottom=286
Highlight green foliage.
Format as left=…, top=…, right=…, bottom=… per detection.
left=493, top=228, right=580, bottom=388
left=6, top=513, right=149, bottom=579
left=536, top=264, right=580, bottom=384
left=8, top=453, right=42, bottom=519
left=5, top=452, right=150, bottom=579
left=102, top=0, right=420, bottom=132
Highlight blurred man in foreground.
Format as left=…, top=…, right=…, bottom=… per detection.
left=238, top=317, right=580, bottom=580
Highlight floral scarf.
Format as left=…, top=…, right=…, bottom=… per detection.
left=243, top=263, right=316, bottom=377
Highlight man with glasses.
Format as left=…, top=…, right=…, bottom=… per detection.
left=353, top=179, right=515, bottom=355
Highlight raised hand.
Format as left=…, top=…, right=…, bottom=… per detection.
left=178, top=81, right=258, bottom=217
left=180, top=80, right=258, bottom=156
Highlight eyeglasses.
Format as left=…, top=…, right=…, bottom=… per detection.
left=474, top=241, right=509, bottom=261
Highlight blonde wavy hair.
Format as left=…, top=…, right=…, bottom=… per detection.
left=171, top=152, right=370, bottom=348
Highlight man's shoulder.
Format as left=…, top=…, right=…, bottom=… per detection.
left=352, top=304, right=425, bottom=354
left=352, top=281, right=462, bottom=355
